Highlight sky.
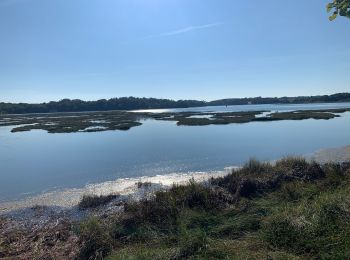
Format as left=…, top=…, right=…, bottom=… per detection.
left=0, top=0, right=349, bottom=103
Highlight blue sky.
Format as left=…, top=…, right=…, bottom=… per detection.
left=0, top=0, right=349, bottom=103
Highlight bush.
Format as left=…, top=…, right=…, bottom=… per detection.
left=78, top=194, right=118, bottom=210
left=171, top=179, right=229, bottom=210
left=211, top=169, right=265, bottom=198
left=242, top=158, right=272, bottom=175
left=124, top=190, right=180, bottom=229
left=212, top=157, right=327, bottom=200
left=275, top=157, right=308, bottom=171
left=136, top=181, right=152, bottom=189
left=123, top=180, right=230, bottom=231
left=322, top=163, right=347, bottom=188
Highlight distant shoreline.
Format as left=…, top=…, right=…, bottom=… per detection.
left=1, top=92, right=349, bottom=115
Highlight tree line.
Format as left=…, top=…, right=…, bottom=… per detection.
left=1, top=93, right=350, bottom=114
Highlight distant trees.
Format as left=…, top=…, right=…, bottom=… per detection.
left=1, top=93, right=350, bottom=115
left=327, top=0, right=350, bottom=20
left=209, top=93, right=350, bottom=106
left=0, top=97, right=206, bottom=114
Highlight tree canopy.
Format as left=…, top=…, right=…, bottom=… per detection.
left=327, top=0, right=350, bottom=20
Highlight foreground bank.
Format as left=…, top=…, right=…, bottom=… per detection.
left=1, top=157, right=350, bottom=259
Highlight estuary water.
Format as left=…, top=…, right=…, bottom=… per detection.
left=1, top=103, right=350, bottom=205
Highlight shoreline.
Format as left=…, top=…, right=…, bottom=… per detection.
left=1, top=149, right=350, bottom=259
left=0, top=170, right=233, bottom=215
left=1, top=144, right=350, bottom=216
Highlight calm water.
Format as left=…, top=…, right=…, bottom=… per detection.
left=1, top=103, right=350, bottom=202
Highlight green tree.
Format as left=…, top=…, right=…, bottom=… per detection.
left=327, top=0, right=350, bottom=20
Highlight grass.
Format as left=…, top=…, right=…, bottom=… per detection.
left=3, top=108, right=350, bottom=133
left=154, top=109, right=350, bottom=126
left=78, top=217, right=113, bottom=259
left=75, top=158, right=350, bottom=259
left=268, top=111, right=339, bottom=121
left=260, top=185, right=350, bottom=258
left=8, top=111, right=144, bottom=133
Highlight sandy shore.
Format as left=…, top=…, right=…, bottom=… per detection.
left=0, top=170, right=232, bottom=214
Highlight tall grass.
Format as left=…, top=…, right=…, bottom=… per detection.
left=77, top=158, right=350, bottom=259
left=78, top=217, right=113, bottom=260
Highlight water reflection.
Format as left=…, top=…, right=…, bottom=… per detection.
left=0, top=104, right=349, bottom=202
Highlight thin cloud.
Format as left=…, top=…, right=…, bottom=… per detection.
left=121, top=22, right=223, bottom=44
left=156, top=22, right=224, bottom=37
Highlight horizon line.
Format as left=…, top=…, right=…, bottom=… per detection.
left=1, top=92, right=349, bottom=104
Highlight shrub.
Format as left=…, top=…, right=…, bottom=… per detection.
left=275, top=157, right=309, bottom=171
left=78, top=194, right=118, bottom=210
left=241, top=158, right=272, bottom=175
left=123, top=190, right=180, bottom=231
left=212, top=157, right=327, bottom=200
left=123, top=180, right=229, bottom=231
left=278, top=181, right=328, bottom=204
left=171, top=179, right=229, bottom=210
left=322, top=163, right=346, bottom=188
left=136, top=181, right=152, bottom=189
left=211, top=168, right=267, bottom=198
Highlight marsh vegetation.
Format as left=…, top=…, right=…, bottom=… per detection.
left=1, top=107, right=350, bottom=134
